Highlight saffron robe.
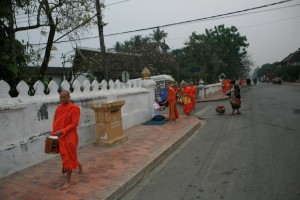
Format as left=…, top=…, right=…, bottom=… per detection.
left=168, top=87, right=179, bottom=120
left=51, top=103, right=80, bottom=170
left=182, top=86, right=193, bottom=114
left=190, top=85, right=197, bottom=109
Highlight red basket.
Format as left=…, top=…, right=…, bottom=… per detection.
left=216, top=106, right=225, bottom=114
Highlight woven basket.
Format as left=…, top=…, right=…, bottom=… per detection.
left=216, top=106, right=225, bottom=114
left=230, top=99, right=241, bottom=109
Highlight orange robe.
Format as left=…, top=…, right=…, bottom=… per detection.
left=182, top=86, right=193, bottom=115
left=51, top=103, right=80, bottom=170
left=168, top=87, right=179, bottom=120
left=190, top=85, right=197, bottom=109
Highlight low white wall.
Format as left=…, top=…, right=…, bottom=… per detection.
left=0, top=78, right=156, bottom=178
left=197, top=82, right=222, bottom=99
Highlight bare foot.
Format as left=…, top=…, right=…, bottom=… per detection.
left=60, top=182, right=71, bottom=190
left=170, top=120, right=176, bottom=124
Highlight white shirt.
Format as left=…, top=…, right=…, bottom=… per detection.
left=152, top=102, right=161, bottom=118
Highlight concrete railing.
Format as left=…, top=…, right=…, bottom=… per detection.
left=0, top=78, right=156, bottom=178
left=197, top=82, right=222, bottom=99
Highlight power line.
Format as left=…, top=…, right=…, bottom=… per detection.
left=239, top=15, right=300, bottom=29
left=165, top=15, right=300, bottom=42
left=30, top=0, right=297, bottom=46
left=103, top=0, right=296, bottom=36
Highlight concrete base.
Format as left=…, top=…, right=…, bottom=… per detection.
left=93, top=135, right=128, bottom=147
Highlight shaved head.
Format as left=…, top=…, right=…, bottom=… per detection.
left=59, top=90, right=70, bottom=104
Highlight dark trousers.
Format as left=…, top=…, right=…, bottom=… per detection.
left=152, top=115, right=165, bottom=121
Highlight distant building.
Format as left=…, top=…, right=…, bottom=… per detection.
left=73, top=46, right=177, bottom=81
left=279, top=48, right=300, bottom=67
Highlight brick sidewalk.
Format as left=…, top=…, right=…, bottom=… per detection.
left=0, top=115, right=200, bottom=200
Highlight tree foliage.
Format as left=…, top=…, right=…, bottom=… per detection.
left=1, top=0, right=96, bottom=80
left=113, top=31, right=177, bottom=79
left=150, top=27, right=169, bottom=52
left=172, top=24, right=251, bottom=83
left=255, top=62, right=300, bottom=82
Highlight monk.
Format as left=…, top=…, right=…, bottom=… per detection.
left=51, top=90, right=83, bottom=190
left=182, top=82, right=193, bottom=118
left=173, top=82, right=180, bottom=103
left=189, top=81, right=197, bottom=110
left=166, top=83, right=179, bottom=124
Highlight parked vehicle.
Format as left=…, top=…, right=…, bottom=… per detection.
left=272, top=77, right=282, bottom=84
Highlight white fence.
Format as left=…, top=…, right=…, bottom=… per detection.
left=197, top=82, right=222, bottom=99
left=0, top=78, right=156, bottom=178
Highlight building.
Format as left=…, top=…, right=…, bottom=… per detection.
left=73, top=46, right=178, bottom=81
left=279, top=48, right=300, bottom=67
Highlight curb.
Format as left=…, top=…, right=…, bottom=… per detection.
left=197, top=96, right=229, bottom=103
left=282, top=82, right=300, bottom=86
left=107, top=119, right=202, bottom=200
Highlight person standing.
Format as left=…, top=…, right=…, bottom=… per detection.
left=181, top=82, right=193, bottom=118
left=246, top=78, right=252, bottom=90
left=229, top=80, right=241, bottom=115
left=189, top=81, right=197, bottom=110
left=166, top=83, right=179, bottom=124
left=51, top=90, right=83, bottom=190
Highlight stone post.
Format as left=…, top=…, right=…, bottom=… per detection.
left=141, top=67, right=156, bottom=118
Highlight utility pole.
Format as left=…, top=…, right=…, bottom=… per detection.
left=95, top=0, right=108, bottom=81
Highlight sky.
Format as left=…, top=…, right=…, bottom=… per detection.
left=16, top=0, right=300, bottom=70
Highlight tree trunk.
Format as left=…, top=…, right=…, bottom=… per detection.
left=95, top=0, right=108, bottom=81
left=7, top=0, right=16, bottom=65
left=40, top=24, right=56, bottom=78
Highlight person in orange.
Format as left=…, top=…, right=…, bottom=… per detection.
left=166, top=83, right=179, bottom=124
left=181, top=82, right=193, bottom=118
left=51, top=90, right=83, bottom=190
left=173, top=82, right=180, bottom=103
left=189, top=81, right=197, bottom=110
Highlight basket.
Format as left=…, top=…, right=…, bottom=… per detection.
left=230, top=99, right=241, bottom=109
left=216, top=106, right=225, bottom=114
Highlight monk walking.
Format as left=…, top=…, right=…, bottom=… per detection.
left=182, top=82, right=193, bottom=118
left=166, top=83, right=179, bottom=124
left=189, top=81, right=197, bottom=110
left=51, top=90, right=83, bottom=190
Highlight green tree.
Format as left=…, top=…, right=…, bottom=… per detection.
left=150, top=27, right=169, bottom=52
left=113, top=34, right=177, bottom=78
left=2, top=0, right=95, bottom=79
left=0, top=0, right=31, bottom=96
left=257, top=63, right=275, bottom=79
left=173, top=24, right=250, bottom=83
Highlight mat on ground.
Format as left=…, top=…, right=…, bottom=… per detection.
left=141, top=120, right=168, bottom=126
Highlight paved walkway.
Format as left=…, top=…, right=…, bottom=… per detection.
left=0, top=91, right=226, bottom=200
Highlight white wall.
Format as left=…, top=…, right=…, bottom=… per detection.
left=0, top=78, right=156, bottom=178
left=197, top=82, right=222, bottom=99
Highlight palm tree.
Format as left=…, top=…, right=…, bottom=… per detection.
left=150, top=27, right=169, bottom=52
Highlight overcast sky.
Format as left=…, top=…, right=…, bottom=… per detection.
left=16, top=0, right=300, bottom=70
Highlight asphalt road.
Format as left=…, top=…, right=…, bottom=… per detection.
left=122, top=83, right=300, bottom=200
